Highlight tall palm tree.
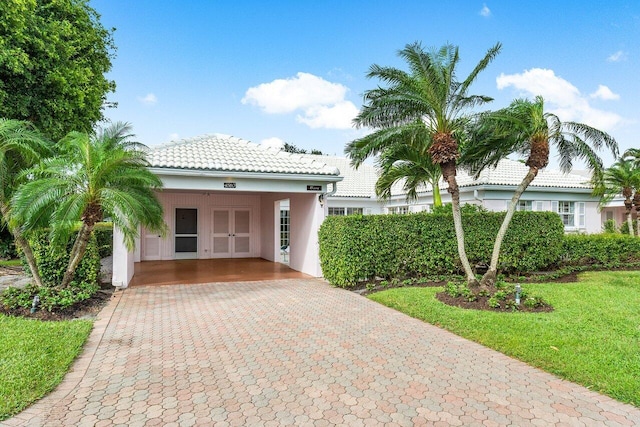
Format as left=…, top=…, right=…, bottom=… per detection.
left=13, top=122, right=166, bottom=288
left=592, top=159, right=639, bottom=236
left=346, top=42, right=502, bottom=284
left=466, top=96, right=618, bottom=285
left=372, top=123, right=443, bottom=206
left=0, top=118, right=50, bottom=287
left=622, top=148, right=640, bottom=232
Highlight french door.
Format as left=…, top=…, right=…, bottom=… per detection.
left=212, top=209, right=251, bottom=258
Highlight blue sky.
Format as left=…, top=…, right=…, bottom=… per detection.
left=92, top=0, right=639, bottom=167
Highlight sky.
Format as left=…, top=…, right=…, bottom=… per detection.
left=91, top=0, right=639, bottom=168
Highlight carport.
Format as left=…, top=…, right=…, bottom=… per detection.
left=112, top=134, right=342, bottom=288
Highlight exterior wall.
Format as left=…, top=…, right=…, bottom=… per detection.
left=142, top=191, right=262, bottom=260
left=289, top=193, right=326, bottom=277
left=112, top=227, right=135, bottom=288
left=326, top=197, right=384, bottom=215
left=385, top=186, right=603, bottom=233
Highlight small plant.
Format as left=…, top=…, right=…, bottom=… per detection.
left=366, top=283, right=376, bottom=292
left=445, top=282, right=461, bottom=297
left=487, top=296, right=501, bottom=308
left=524, top=296, right=547, bottom=309
left=380, top=280, right=389, bottom=288
left=402, top=278, right=413, bottom=286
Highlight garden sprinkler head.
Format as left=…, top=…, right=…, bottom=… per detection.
left=30, top=295, right=40, bottom=314
left=515, top=284, right=521, bottom=305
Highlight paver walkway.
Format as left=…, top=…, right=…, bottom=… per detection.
left=4, top=279, right=640, bottom=426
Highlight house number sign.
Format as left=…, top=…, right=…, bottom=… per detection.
left=224, top=182, right=236, bottom=189
left=306, top=185, right=322, bottom=191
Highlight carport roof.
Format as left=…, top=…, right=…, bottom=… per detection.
left=149, top=134, right=340, bottom=176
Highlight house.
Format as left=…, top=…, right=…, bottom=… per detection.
left=383, top=159, right=603, bottom=233
left=111, top=134, right=342, bottom=288
left=111, top=134, right=615, bottom=288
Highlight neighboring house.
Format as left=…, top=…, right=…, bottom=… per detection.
left=111, top=134, right=615, bottom=288
left=383, top=159, right=604, bottom=234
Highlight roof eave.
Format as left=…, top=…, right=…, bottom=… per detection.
left=149, top=167, right=343, bottom=182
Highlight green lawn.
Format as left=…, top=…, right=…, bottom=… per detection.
left=0, top=315, right=93, bottom=420
left=0, top=259, right=21, bottom=267
left=369, top=271, right=640, bottom=407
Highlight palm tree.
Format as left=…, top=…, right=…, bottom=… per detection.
left=13, top=122, right=166, bottom=288
left=592, top=159, right=639, bottom=236
left=346, top=42, right=502, bottom=284
left=622, top=148, right=640, bottom=232
left=466, top=96, right=618, bottom=285
left=0, top=119, right=50, bottom=287
left=372, top=123, right=443, bottom=206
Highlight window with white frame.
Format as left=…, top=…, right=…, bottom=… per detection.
left=346, top=207, right=363, bottom=215
left=552, top=201, right=585, bottom=229
left=280, top=209, right=290, bottom=248
left=328, top=207, right=345, bottom=216
left=516, top=200, right=533, bottom=211
left=388, top=206, right=409, bottom=214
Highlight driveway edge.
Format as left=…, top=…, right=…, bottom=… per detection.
left=2, top=289, right=124, bottom=427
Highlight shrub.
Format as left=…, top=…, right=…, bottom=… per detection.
left=619, top=220, right=639, bottom=236
left=94, top=222, right=113, bottom=259
left=0, top=228, right=16, bottom=260
left=602, top=219, right=618, bottom=234
left=318, top=211, right=564, bottom=287
left=2, top=230, right=101, bottom=312
left=562, top=234, right=640, bottom=267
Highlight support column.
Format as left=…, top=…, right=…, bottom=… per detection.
left=112, top=226, right=135, bottom=288
left=289, top=193, right=327, bottom=277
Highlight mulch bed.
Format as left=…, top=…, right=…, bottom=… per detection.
left=0, top=283, right=115, bottom=321
left=435, top=292, right=554, bottom=313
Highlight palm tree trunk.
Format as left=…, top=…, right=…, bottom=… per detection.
left=441, top=162, right=477, bottom=285
left=432, top=181, right=442, bottom=207
left=60, top=222, right=95, bottom=288
left=0, top=203, right=44, bottom=287
left=626, top=210, right=634, bottom=237
left=481, top=167, right=539, bottom=287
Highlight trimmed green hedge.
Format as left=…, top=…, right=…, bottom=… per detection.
left=562, top=234, right=640, bottom=267
left=318, top=211, right=565, bottom=287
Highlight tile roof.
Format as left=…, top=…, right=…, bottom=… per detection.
left=390, top=158, right=592, bottom=196
left=301, top=155, right=378, bottom=198
left=148, top=134, right=340, bottom=176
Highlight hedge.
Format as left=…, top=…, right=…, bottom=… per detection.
left=318, top=211, right=565, bottom=287
left=562, top=234, right=640, bottom=267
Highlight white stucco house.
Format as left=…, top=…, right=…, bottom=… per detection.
left=111, top=133, right=623, bottom=288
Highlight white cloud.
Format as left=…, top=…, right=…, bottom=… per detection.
left=260, top=137, right=285, bottom=150
left=607, top=50, right=627, bottom=62
left=590, top=85, right=620, bottom=101
left=169, top=133, right=179, bottom=140
left=480, top=3, right=491, bottom=17
left=137, top=93, right=158, bottom=106
left=496, top=68, right=624, bottom=131
left=242, top=72, right=359, bottom=129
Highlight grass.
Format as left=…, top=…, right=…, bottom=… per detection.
left=369, top=271, right=640, bottom=407
left=0, top=259, right=21, bottom=267
left=0, top=314, right=93, bottom=420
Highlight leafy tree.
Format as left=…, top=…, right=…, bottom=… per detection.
left=592, top=158, right=639, bottom=236
left=467, top=96, right=618, bottom=285
left=0, top=118, right=50, bottom=287
left=0, top=0, right=116, bottom=141
left=346, top=42, right=502, bottom=284
left=373, top=127, right=443, bottom=206
left=282, top=142, right=323, bottom=155
left=13, top=122, right=166, bottom=288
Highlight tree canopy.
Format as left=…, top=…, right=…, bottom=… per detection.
left=0, top=0, right=116, bottom=141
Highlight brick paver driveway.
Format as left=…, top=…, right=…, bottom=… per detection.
left=6, top=279, right=640, bottom=426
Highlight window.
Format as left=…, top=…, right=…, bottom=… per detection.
left=347, top=207, right=363, bottom=215
left=280, top=209, right=290, bottom=248
left=516, top=200, right=533, bottom=211
left=556, top=201, right=575, bottom=227
left=328, top=207, right=345, bottom=216
left=551, top=201, right=586, bottom=229
left=533, top=201, right=545, bottom=212
left=388, top=206, right=409, bottom=214
left=605, top=210, right=614, bottom=221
